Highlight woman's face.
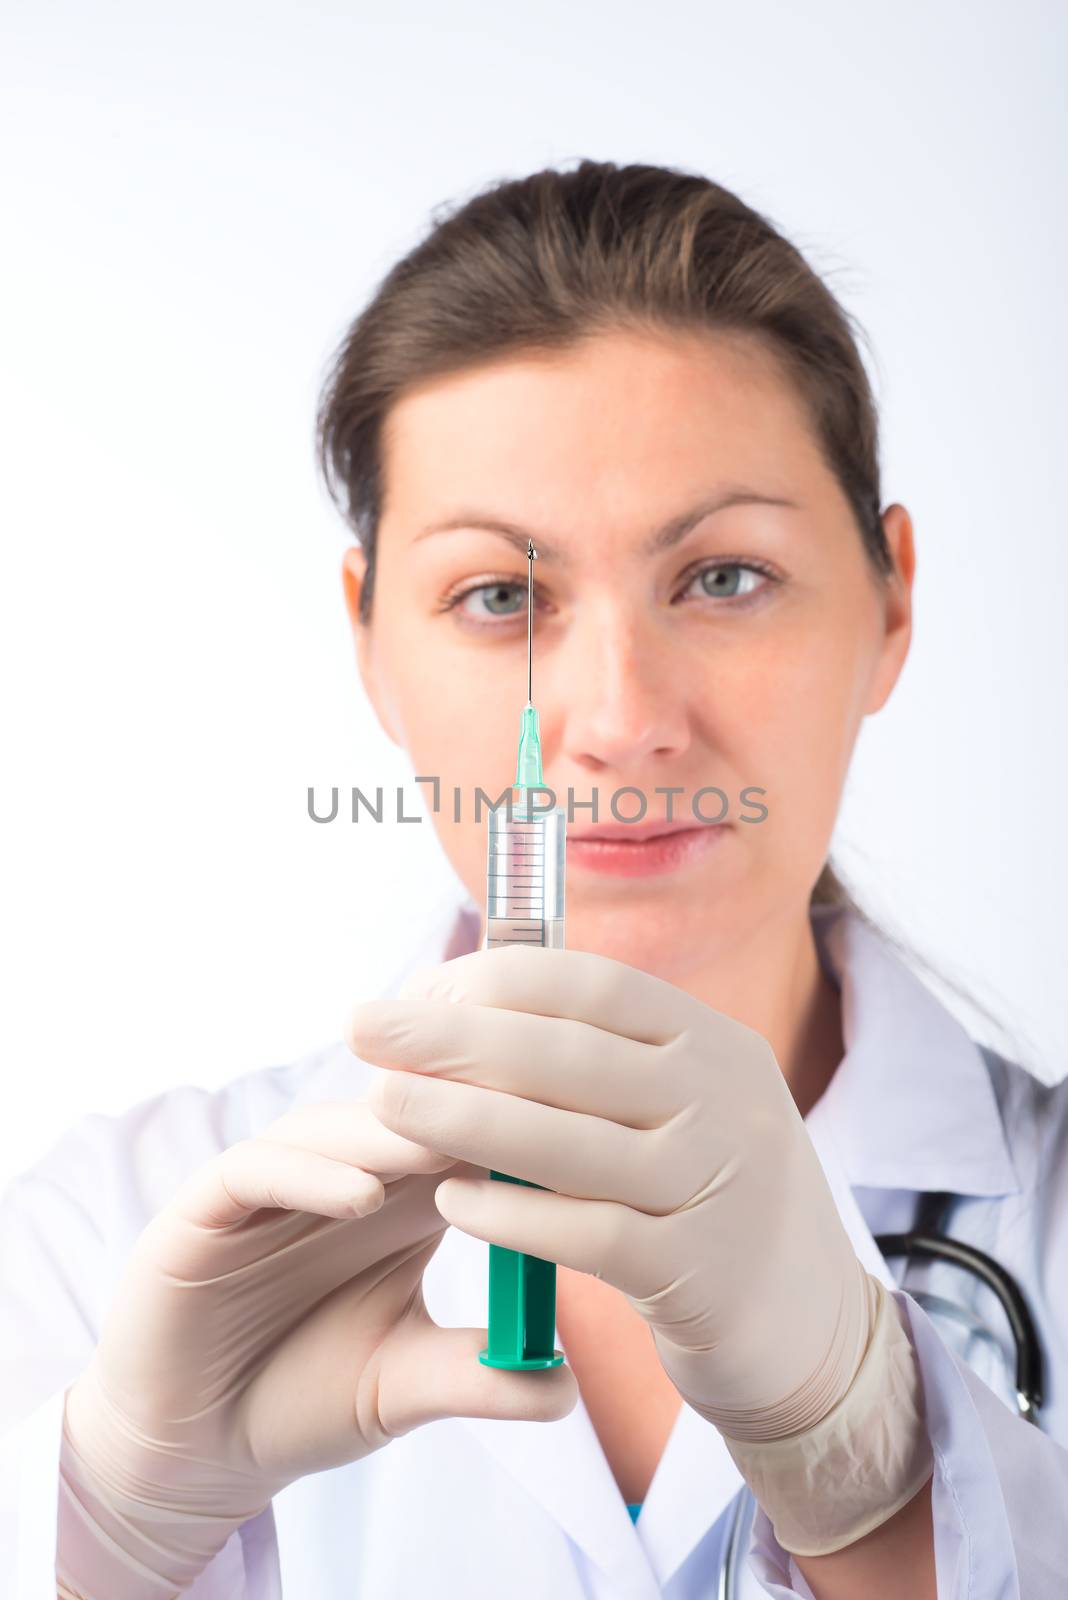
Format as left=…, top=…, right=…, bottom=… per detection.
left=343, top=327, right=913, bottom=981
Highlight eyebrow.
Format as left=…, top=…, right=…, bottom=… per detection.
left=411, top=488, right=801, bottom=561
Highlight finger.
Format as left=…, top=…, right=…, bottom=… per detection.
left=398, top=943, right=717, bottom=1044
left=348, top=994, right=679, bottom=1130
left=379, top=1322, right=580, bottom=1436
left=368, top=1069, right=668, bottom=1209
left=243, top=1247, right=578, bottom=1475
left=261, top=1099, right=466, bottom=1179
left=433, top=1173, right=659, bottom=1300
left=174, top=1138, right=387, bottom=1228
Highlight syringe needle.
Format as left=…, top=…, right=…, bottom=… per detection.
left=526, top=538, right=537, bottom=705
left=515, top=539, right=543, bottom=790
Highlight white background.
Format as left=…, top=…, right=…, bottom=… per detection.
left=1, top=1, right=1065, bottom=1190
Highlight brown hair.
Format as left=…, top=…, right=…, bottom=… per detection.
left=315, top=158, right=893, bottom=917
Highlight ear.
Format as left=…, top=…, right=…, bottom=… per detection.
left=864, top=503, right=915, bottom=715
left=340, top=545, right=402, bottom=746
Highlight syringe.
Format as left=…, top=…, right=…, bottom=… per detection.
left=478, top=541, right=566, bottom=1372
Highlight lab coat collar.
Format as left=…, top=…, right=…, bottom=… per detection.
left=807, top=901, right=1020, bottom=1199
left=355, top=891, right=1020, bottom=1589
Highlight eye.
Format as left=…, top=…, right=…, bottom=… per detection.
left=442, top=579, right=530, bottom=622
left=678, top=560, right=776, bottom=605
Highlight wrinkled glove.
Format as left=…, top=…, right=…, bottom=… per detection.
left=350, top=943, right=933, bottom=1555
left=57, top=1101, right=577, bottom=1600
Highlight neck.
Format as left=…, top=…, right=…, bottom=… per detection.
left=671, top=904, right=845, bottom=1117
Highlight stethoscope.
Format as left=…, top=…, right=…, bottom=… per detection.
left=716, top=1190, right=1046, bottom=1600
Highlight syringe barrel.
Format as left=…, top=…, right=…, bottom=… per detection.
left=479, top=795, right=566, bottom=1371
left=486, top=802, right=565, bottom=949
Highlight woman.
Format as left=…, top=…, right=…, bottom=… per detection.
left=4, top=160, right=1066, bottom=1600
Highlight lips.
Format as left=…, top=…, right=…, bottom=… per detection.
left=566, top=819, right=729, bottom=878
left=568, top=819, right=714, bottom=842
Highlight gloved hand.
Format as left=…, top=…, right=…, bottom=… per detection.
left=58, top=1099, right=577, bottom=1600
left=349, top=943, right=933, bottom=1556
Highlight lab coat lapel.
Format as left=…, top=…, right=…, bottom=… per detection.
left=636, top=1396, right=746, bottom=1589
left=804, top=1100, right=899, bottom=1285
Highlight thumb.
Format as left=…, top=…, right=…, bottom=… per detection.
left=378, top=1322, right=579, bottom=1434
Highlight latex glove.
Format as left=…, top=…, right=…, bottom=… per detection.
left=349, top=944, right=933, bottom=1555
left=57, top=1100, right=576, bottom=1600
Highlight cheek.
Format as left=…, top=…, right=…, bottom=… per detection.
left=376, top=622, right=510, bottom=779
left=713, top=624, right=873, bottom=827
left=437, top=817, right=488, bottom=907
left=372, top=628, right=514, bottom=901
left=773, top=653, right=865, bottom=763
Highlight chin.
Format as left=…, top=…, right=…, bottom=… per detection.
left=564, top=908, right=695, bottom=976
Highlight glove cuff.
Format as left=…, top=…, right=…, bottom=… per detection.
left=57, top=1396, right=263, bottom=1600
left=720, top=1274, right=934, bottom=1557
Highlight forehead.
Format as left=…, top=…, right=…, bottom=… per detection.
left=379, top=326, right=822, bottom=520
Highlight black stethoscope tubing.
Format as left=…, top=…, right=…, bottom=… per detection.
left=874, top=1189, right=1045, bottom=1423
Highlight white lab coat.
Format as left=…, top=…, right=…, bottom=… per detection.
left=2, top=899, right=1067, bottom=1599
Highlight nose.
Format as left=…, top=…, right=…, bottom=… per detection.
left=554, top=601, right=691, bottom=774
